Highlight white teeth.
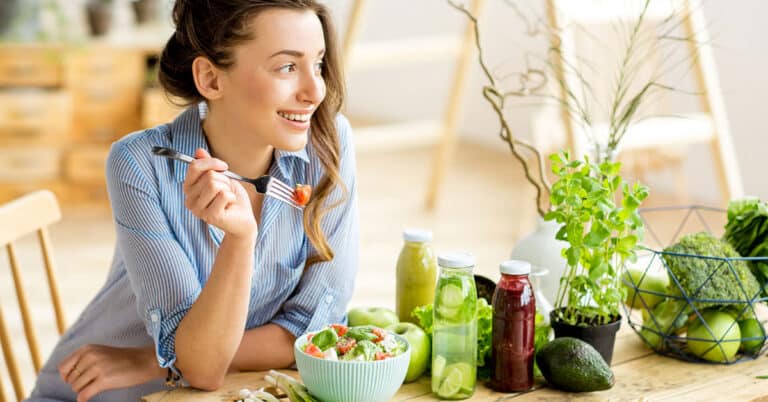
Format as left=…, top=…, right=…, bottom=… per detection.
left=278, top=112, right=311, bottom=122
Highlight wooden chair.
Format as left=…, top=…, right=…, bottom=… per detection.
left=0, top=190, right=66, bottom=402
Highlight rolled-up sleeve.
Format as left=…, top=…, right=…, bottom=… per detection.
left=106, top=139, right=201, bottom=377
left=271, top=116, right=360, bottom=337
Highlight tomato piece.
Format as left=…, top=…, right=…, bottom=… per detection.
left=304, top=343, right=324, bottom=359
left=374, top=351, right=391, bottom=361
left=371, top=327, right=386, bottom=343
left=335, top=337, right=357, bottom=355
left=330, top=324, right=348, bottom=337
left=306, top=333, right=314, bottom=341
left=293, top=184, right=312, bottom=206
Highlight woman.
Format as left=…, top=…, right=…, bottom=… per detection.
left=27, top=0, right=358, bottom=400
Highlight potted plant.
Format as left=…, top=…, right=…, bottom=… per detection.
left=544, top=151, right=648, bottom=364
left=86, top=0, right=113, bottom=37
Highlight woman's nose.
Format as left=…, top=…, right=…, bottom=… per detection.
left=299, top=71, right=324, bottom=105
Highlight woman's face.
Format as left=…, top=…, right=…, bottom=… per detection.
left=219, top=8, right=326, bottom=152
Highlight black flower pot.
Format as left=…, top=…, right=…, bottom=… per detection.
left=550, top=309, right=621, bottom=365
left=0, top=0, right=20, bottom=36
left=86, top=2, right=113, bottom=37
left=131, top=0, right=158, bottom=25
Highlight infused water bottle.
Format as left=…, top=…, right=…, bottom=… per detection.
left=431, top=252, right=477, bottom=400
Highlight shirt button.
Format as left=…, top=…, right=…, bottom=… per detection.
left=150, top=313, right=160, bottom=323
left=324, top=295, right=334, bottom=304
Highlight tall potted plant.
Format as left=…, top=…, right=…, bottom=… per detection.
left=447, top=0, right=694, bottom=362
left=544, top=151, right=648, bottom=363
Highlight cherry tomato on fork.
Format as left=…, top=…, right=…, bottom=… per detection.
left=293, top=184, right=312, bottom=206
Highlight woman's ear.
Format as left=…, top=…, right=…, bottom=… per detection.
left=192, top=56, right=224, bottom=100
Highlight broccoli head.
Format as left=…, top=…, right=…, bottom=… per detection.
left=662, top=232, right=760, bottom=311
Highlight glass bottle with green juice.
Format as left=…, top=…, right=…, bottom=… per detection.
left=396, top=229, right=437, bottom=323
left=431, top=252, right=477, bottom=400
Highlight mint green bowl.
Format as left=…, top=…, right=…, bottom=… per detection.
left=294, top=331, right=411, bottom=402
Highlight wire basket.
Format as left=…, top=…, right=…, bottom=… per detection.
left=622, top=206, right=768, bottom=364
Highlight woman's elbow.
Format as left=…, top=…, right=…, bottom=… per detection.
left=184, top=369, right=226, bottom=391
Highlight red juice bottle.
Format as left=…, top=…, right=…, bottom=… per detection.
left=490, top=260, right=535, bottom=392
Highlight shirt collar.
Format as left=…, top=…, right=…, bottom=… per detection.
left=168, top=102, right=310, bottom=182
left=169, top=103, right=209, bottom=183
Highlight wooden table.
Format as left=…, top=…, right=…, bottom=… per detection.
left=143, top=322, right=768, bottom=402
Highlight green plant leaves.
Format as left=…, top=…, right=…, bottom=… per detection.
left=545, top=151, right=649, bottom=325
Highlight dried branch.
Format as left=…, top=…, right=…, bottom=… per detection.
left=447, top=0, right=703, bottom=216
left=447, top=0, right=552, bottom=217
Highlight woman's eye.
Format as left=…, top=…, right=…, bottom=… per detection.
left=278, top=63, right=296, bottom=73
left=314, top=61, right=324, bottom=73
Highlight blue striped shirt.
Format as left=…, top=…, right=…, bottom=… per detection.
left=27, top=104, right=359, bottom=401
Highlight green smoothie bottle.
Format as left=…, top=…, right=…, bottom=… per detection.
left=396, top=229, right=437, bottom=323
left=431, top=252, right=477, bottom=400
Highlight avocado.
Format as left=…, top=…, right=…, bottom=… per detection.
left=536, top=337, right=614, bottom=392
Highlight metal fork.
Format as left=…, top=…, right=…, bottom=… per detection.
left=151, top=146, right=303, bottom=210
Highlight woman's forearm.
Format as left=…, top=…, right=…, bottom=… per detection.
left=174, top=232, right=256, bottom=390
left=229, top=323, right=297, bottom=372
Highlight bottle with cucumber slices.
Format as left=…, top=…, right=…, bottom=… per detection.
left=431, top=252, right=478, bottom=400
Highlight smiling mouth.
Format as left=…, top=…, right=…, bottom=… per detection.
left=277, top=111, right=312, bottom=122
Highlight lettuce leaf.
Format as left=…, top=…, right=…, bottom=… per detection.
left=411, top=304, right=433, bottom=336
left=476, top=298, right=493, bottom=367
left=725, top=197, right=768, bottom=291
left=311, top=328, right=338, bottom=351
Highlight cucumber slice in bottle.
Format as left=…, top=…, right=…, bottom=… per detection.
left=440, top=284, right=464, bottom=307
left=432, top=355, right=447, bottom=379
left=437, top=366, right=463, bottom=398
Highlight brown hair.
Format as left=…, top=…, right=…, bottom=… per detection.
left=159, top=0, right=347, bottom=266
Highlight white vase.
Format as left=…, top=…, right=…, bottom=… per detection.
left=510, top=216, right=568, bottom=318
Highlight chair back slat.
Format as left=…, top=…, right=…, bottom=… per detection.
left=0, top=367, right=7, bottom=402
left=7, top=243, right=43, bottom=373
left=0, top=190, right=65, bottom=402
left=0, top=306, right=24, bottom=401
left=38, top=229, right=66, bottom=335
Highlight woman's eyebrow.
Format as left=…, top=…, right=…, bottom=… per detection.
left=269, top=49, right=326, bottom=58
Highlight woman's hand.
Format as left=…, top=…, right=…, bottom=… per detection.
left=58, top=344, right=164, bottom=402
left=183, top=148, right=257, bottom=240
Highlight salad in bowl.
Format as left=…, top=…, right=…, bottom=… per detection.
left=300, top=324, right=407, bottom=362
left=294, top=324, right=411, bottom=402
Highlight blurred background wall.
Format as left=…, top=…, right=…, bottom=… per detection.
left=1, top=0, right=766, bottom=205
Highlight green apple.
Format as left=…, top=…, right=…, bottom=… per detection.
left=387, top=322, right=430, bottom=382
left=347, top=307, right=399, bottom=328
left=739, top=318, right=766, bottom=354
left=622, top=267, right=668, bottom=310
left=687, top=311, right=740, bottom=362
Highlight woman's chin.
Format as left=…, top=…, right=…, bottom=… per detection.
left=277, top=134, right=309, bottom=152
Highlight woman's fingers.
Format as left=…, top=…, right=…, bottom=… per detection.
left=58, top=346, right=87, bottom=383
left=186, top=173, right=231, bottom=213
left=206, top=188, right=235, bottom=217
left=70, top=363, right=97, bottom=393
left=182, top=148, right=227, bottom=192
left=77, top=379, right=106, bottom=402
